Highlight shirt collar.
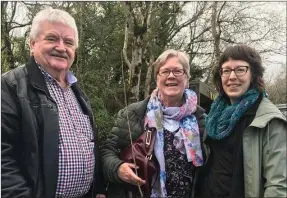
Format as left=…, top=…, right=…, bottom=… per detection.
left=37, top=64, right=77, bottom=86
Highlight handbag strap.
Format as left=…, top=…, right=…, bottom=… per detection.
left=145, top=128, right=156, bottom=159
left=144, top=128, right=158, bottom=195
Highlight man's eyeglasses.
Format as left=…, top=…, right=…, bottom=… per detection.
left=158, top=69, right=185, bottom=77
left=220, top=66, right=249, bottom=77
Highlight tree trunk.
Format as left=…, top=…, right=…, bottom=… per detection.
left=205, top=2, right=221, bottom=84
left=3, top=28, right=15, bottom=70
left=1, top=2, right=16, bottom=70
left=211, top=2, right=221, bottom=64
left=122, top=2, right=152, bottom=103
left=144, top=55, right=154, bottom=98
left=75, top=3, right=84, bottom=85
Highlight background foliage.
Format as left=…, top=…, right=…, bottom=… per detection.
left=1, top=1, right=286, bottom=142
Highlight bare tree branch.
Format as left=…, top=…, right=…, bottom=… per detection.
left=217, top=2, right=226, bottom=35
left=9, top=21, right=32, bottom=31
left=122, top=22, right=132, bottom=69
left=167, top=2, right=207, bottom=42
left=221, top=37, right=236, bottom=43
left=9, top=2, right=17, bottom=25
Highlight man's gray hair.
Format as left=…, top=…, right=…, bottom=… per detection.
left=29, top=7, right=79, bottom=48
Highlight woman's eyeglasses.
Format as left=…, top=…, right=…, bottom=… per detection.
left=220, top=66, right=249, bottom=77
left=158, top=69, right=185, bottom=77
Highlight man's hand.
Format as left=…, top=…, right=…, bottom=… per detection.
left=117, top=163, right=146, bottom=186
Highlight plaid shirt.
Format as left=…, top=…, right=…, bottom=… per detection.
left=39, top=67, right=95, bottom=198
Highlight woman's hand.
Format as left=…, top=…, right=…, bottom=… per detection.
left=117, top=163, right=146, bottom=186
left=95, top=194, right=106, bottom=198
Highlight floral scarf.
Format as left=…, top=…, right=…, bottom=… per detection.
left=144, top=88, right=203, bottom=197
left=206, top=88, right=262, bottom=140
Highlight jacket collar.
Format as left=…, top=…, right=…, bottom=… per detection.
left=250, top=97, right=287, bottom=128
left=26, top=56, right=51, bottom=97
left=129, top=97, right=150, bottom=119
left=26, top=55, right=92, bottom=111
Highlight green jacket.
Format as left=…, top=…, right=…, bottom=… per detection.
left=242, top=97, right=287, bottom=197
left=100, top=97, right=206, bottom=198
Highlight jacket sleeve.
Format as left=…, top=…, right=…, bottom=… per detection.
left=100, top=105, right=143, bottom=185
left=1, top=78, right=31, bottom=197
left=100, top=107, right=129, bottom=184
left=262, top=118, right=287, bottom=197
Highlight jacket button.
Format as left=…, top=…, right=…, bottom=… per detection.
left=31, top=153, right=36, bottom=159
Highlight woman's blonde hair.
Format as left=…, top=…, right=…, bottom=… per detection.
left=153, top=49, right=190, bottom=81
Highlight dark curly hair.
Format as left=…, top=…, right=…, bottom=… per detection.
left=213, top=44, right=265, bottom=93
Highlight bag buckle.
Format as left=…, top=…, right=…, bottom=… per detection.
left=146, top=154, right=152, bottom=160
left=145, top=129, right=152, bottom=145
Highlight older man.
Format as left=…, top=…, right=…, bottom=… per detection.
left=1, top=7, right=105, bottom=198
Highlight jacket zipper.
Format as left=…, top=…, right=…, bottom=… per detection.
left=32, top=84, right=57, bottom=197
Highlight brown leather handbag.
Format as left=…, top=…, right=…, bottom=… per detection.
left=119, top=127, right=158, bottom=196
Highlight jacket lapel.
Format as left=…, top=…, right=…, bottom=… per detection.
left=26, top=56, right=59, bottom=197
left=71, top=84, right=95, bottom=130
left=40, top=96, right=59, bottom=198
left=71, top=83, right=100, bottom=195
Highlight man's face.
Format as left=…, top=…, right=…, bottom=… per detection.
left=30, top=21, right=76, bottom=73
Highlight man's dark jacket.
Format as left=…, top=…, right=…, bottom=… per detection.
left=1, top=56, right=105, bottom=198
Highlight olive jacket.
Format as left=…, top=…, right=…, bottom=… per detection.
left=196, top=97, right=287, bottom=198
left=241, top=97, right=287, bottom=197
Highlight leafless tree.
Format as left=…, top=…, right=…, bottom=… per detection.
left=265, top=64, right=287, bottom=104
